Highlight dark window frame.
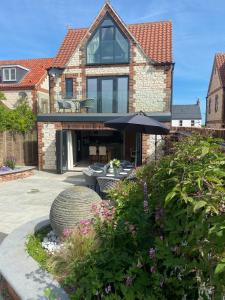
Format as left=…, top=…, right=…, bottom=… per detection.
left=179, top=120, right=183, bottom=127
left=191, top=120, right=195, bottom=127
left=86, top=13, right=130, bottom=65
left=215, top=95, right=218, bottom=112
left=208, top=98, right=211, bottom=114
left=86, top=75, right=129, bottom=113
left=65, top=78, right=74, bottom=99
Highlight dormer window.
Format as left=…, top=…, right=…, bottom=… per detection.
left=86, top=13, right=129, bottom=65
left=3, top=68, right=16, bottom=81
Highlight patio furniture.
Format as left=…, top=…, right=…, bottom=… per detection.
left=83, top=170, right=98, bottom=190
left=97, top=176, right=120, bottom=198
left=104, top=111, right=170, bottom=166
left=57, top=100, right=72, bottom=112
left=99, top=146, right=107, bottom=163
left=89, top=146, right=98, bottom=163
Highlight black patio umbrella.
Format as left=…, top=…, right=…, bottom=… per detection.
left=104, top=111, right=170, bottom=166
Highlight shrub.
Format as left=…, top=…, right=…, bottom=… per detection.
left=5, top=156, right=16, bottom=169
left=0, top=99, right=35, bottom=133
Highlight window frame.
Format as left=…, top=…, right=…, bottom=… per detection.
left=208, top=98, right=211, bottom=114
left=86, top=75, right=129, bottom=113
left=191, top=120, right=195, bottom=127
left=179, top=120, right=183, bottom=127
left=65, top=78, right=74, bottom=99
left=86, top=14, right=130, bottom=65
left=215, top=95, right=218, bottom=112
left=2, top=67, right=16, bottom=82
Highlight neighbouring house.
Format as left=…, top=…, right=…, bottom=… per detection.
left=0, top=58, right=53, bottom=113
left=206, top=53, right=225, bottom=128
left=172, top=100, right=202, bottom=128
left=37, top=2, right=174, bottom=172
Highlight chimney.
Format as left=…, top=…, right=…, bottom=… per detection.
left=196, top=98, right=200, bottom=106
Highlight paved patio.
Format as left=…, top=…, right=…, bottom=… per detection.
left=0, top=170, right=85, bottom=240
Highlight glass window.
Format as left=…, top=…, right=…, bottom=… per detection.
left=3, top=68, right=16, bottom=81
left=87, top=78, right=98, bottom=113
left=65, top=78, right=73, bottom=98
left=191, top=120, right=195, bottom=126
left=179, top=120, right=183, bottom=127
left=86, top=14, right=129, bottom=64
left=215, top=95, right=218, bottom=112
left=101, top=79, right=113, bottom=113
left=86, top=76, right=128, bottom=113
left=117, top=77, right=128, bottom=113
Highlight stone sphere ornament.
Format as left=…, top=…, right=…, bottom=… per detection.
left=50, top=186, right=101, bottom=237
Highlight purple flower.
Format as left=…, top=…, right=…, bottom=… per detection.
left=105, top=284, right=111, bottom=294
left=149, top=248, right=156, bottom=259
left=155, top=208, right=164, bottom=221
left=125, top=276, right=133, bottom=286
left=142, top=181, right=149, bottom=213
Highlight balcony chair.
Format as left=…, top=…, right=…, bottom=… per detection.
left=57, top=100, right=72, bottom=112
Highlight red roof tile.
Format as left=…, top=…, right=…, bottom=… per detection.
left=52, top=21, right=172, bottom=67
left=0, top=58, right=53, bottom=90
left=215, top=53, right=225, bottom=87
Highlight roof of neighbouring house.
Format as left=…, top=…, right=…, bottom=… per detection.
left=172, top=104, right=201, bottom=120
left=215, top=53, right=225, bottom=87
left=0, top=58, right=53, bottom=90
left=52, top=20, right=173, bottom=67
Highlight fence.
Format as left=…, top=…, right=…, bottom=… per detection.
left=0, top=130, right=37, bottom=166
left=172, top=127, right=225, bottom=139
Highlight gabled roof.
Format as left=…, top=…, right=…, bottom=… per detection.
left=0, top=58, right=53, bottom=90
left=215, top=53, right=225, bottom=87
left=52, top=21, right=172, bottom=67
left=172, top=104, right=201, bottom=120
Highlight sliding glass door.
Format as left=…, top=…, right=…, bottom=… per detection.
left=87, top=76, right=128, bottom=113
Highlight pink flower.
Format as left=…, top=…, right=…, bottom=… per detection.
left=63, top=228, right=73, bottom=237
left=150, top=266, right=157, bottom=273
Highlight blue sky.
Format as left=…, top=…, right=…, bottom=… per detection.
left=1, top=0, right=225, bottom=121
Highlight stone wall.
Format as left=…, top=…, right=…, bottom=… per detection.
left=49, top=27, right=172, bottom=115
left=206, top=62, right=224, bottom=128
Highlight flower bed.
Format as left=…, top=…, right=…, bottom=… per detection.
left=0, top=166, right=35, bottom=183
left=27, top=135, right=225, bottom=299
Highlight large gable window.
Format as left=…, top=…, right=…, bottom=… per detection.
left=87, top=14, right=129, bottom=64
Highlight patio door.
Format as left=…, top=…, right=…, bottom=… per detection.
left=56, top=130, right=68, bottom=174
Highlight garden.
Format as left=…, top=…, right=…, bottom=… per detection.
left=0, top=94, right=36, bottom=177
left=27, top=135, right=225, bottom=299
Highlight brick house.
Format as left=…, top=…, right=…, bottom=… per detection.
left=37, top=2, right=174, bottom=172
left=0, top=58, right=53, bottom=113
left=172, top=100, right=202, bottom=128
left=206, top=53, right=225, bottom=128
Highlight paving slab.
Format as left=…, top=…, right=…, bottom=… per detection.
left=0, top=170, right=85, bottom=235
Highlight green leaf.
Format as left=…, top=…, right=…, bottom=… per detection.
left=201, top=146, right=209, bottom=156
left=215, top=263, right=225, bottom=274
left=193, top=201, right=207, bottom=212
left=165, top=190, right=177, bottom=206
